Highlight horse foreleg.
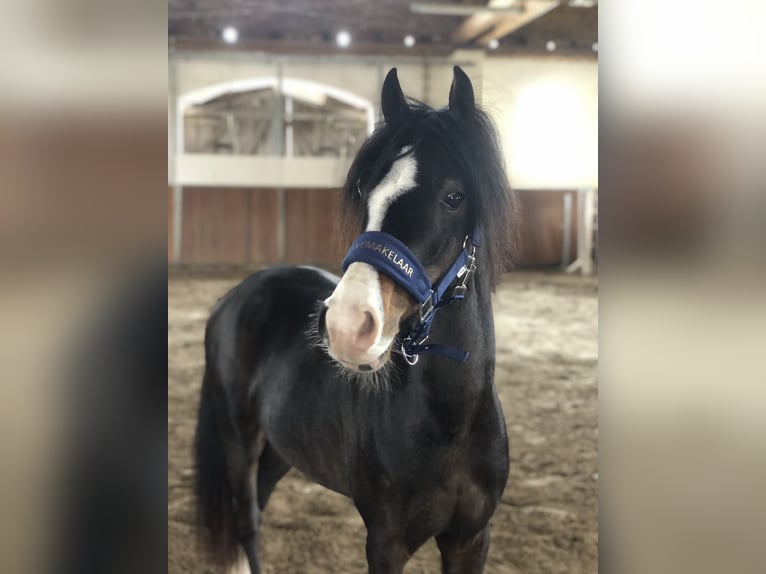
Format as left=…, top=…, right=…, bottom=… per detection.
left=364, top=528, right=410, bottom=574
left=436, top=526, right=490, bottom=574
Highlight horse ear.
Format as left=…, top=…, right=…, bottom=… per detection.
left=449, top=65, right=475, bottom=120
left=381, top=68, right=408, bottom=125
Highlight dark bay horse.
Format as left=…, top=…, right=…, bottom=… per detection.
left=195, top=66, right=516, bottom=574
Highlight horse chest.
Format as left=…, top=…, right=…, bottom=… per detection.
left=355, top=425, right=504, bottom=533
left=375, top=455, right=500, bottom=546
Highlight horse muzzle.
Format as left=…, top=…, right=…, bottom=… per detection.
left=319, top=262, right=412, bottom=372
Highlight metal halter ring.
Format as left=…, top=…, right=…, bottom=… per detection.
left=402, top=341, right=419, bottom=366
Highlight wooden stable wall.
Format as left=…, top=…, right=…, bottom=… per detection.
left=515, top=190, right=580, bottom=267
left=169, top=186, right=345, bottom=265
left=284, top=189, right=346, bottom=263
left=168, top=187, right=584, bottom=268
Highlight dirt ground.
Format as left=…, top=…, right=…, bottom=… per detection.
left=168, top=269, right=598, bottom=574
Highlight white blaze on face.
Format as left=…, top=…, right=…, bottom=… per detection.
left=365, top=148, right=418, bottom=231
left=324, top=149, right=418, bottom=369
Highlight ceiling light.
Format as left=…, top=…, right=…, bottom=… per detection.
left=336, top=30, right=351, bottom=48
left=488, top=39, right=499, bottom=50
left=222, top=26, right=239, bottom=44
left=404, top=35, right=416, bottom=48
left=546, top=40, right=557, bottom=52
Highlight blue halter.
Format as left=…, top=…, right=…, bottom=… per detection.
left=341, top=231, right=480, bottom=365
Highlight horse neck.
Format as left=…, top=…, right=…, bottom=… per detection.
left=409, top=267, right=496, bottom=421
left=433, top=267, right=495, bottom=371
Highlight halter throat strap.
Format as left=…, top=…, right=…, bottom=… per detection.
left=341, top=230, right=481, bottom=365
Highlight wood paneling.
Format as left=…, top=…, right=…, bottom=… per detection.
left=515, top=189, right=579, bottom=267
left=180, top=187, right=279, bottom=263
left=284, top=188, right=346, bottom=264
left=174, top=186, right=584, bottom=267
left=181, top=187, right=248, bottom=263
left=247, top=190, right=280, bottom=263
left=178, top=187, right=345, bottom=265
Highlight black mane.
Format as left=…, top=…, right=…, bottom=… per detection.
left=341, top=99, right=518, bottom=289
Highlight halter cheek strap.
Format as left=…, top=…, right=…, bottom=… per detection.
left=341, top=231, right=480, bottom=365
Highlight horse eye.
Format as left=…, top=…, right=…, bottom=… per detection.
left=441, top=191, right=464, bottom=211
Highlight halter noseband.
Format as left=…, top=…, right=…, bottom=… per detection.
left=341, top=231, right=480, bottom=365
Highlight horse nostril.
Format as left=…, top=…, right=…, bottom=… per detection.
left=325, top=304, right=381, bottom=356
left=360, top=311, right=375, bottom=337
left=354, top=311, right=377, bottom=348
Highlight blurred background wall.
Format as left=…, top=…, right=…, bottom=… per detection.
left=168, top=0, right=598, bottom=270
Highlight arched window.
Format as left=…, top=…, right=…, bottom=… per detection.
left=180, top=78, right=375, bottom=158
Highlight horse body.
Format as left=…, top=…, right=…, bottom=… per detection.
left=195, top=67, right=515, bottom=574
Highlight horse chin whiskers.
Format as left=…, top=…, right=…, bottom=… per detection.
left=305, top=304, right=331, bottom=354
left=307, top=301, right=396, bottom=391
left=332, top=358, right=395, bottom=394
left=329, top=347, right=397, bottom=393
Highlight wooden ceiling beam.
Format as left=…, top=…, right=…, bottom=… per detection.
left=474, top=0, right=560, bottom=45
left=451, top=13, right=503, bottom=43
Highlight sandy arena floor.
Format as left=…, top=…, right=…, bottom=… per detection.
left=169, top=269, right=598, bottom=574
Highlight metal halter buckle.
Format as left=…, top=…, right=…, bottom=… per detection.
left=453, top=238, right=477, bottom=298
